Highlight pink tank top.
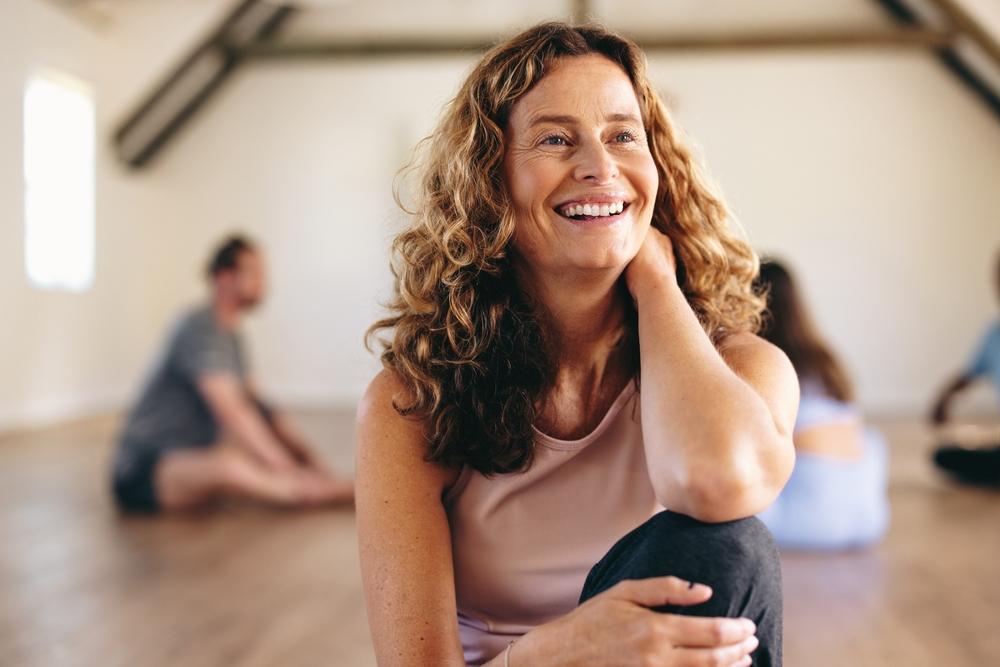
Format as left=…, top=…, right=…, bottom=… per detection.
left=443, top=381, right=661, bottom=665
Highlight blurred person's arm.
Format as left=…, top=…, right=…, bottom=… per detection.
left=930, top=373, right=975, bottom=425
left=269, top=412, right=330, bottom=471
left=245, top=379, right=329, bottom=471
left=930, top=324, right=996, bottom=424
left=197, top=373, right=298, bottom=470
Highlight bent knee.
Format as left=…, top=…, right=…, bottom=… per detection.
left=648, top=511, right=776, bottom=548
left=645, top=511, right=780, bottom=579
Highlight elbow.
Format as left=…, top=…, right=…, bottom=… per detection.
left=670, top=476, right=760, bottom=524
left=676, top=479, right=772, bottom=524
left=659, top=436, right=795, bottom=524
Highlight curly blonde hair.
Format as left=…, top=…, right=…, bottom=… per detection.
left=367, top=21, right=764, bottom=475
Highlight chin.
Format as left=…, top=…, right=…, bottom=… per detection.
left=564, top=250, right=633, bottom=273
left=572, top=238, right=640, bottom=268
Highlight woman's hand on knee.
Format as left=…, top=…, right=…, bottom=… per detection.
left=516, top=576, right=757, bottom=666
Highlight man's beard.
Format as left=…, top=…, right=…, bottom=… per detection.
left=239, top=295, right=261, bottom=310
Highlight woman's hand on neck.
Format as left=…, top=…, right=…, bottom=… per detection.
left=624, top=226, right=679, bottom=306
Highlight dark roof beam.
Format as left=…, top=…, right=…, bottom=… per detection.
left=113, top=0, right=295, bottom=168
left=874, top=0, right=1000, bottom=120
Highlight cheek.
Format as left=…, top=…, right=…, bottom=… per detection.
left=510, top=219, right=544, bottom=260
left=503, top=155, right=530, bottom=210
left=630, top=159, right=659, bottom=226
left=505, top=153, right=560, bottom=211
left=508, top=171, right=534, bottom=211
left=637, top=154, right=659, bottom=201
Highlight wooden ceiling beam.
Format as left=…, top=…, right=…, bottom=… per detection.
left=242, top=26, right=955, bottom=61
left=874, top=0, right=1000, bottom=122
left=113, top=0, right=295, bottom=168
left=925, top=0, right=1000, bottom=66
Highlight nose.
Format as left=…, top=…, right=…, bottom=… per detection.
left=572, top=138, right=619, bottom=184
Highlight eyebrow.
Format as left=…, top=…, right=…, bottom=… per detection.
left=528, top=112, right=642, bottom=127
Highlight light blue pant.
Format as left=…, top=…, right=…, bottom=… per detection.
left=757, top=428, right=890, bottom=550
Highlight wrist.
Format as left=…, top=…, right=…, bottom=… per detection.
left=629, top=269, right=682, bottom=307
left=503, top=617, right=570, bottom=667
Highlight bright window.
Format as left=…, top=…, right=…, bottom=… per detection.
left=24, top=71, right=96, bottom=292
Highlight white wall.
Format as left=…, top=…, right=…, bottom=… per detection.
left=151, top=60, right=463, bottom=406
left=0, top=0, right=232, bottom=430
left=3, top=0, right=999, bottom=429
left=148, top=44, right=999, bottom=416
left=650, top=49, right=1000, bottom=414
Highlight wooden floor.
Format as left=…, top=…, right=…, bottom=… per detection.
left=1, top=412, right=998, bottom=667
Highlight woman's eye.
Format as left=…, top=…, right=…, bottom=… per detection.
left=614, top=130, right=637, bottom=143
left=541, top=135, right=568, bottom=146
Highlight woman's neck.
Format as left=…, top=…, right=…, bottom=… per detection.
left=518, top=263, right=633, bottom=390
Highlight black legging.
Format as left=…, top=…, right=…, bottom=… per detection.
left=579, top=511, right=783, bottom=666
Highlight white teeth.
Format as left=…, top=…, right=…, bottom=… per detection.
left=560, top=201, right=627, bottom=218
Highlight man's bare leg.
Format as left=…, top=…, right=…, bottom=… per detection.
left=155, top=445, right=353, bottom=511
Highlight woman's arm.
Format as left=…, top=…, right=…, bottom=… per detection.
left=625, top=229, right=798, bottom=523
left=357, top=370, right=759, bottom=667
left=356, top=370, right=466, bottom=665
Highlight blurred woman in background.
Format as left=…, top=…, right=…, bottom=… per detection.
left=755, top=259, right=889, bottom=549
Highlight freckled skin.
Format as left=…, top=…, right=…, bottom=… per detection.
left=502, top=54, right=660, bottom=279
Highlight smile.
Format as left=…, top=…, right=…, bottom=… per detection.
left=555, top=201, right=631, bottom=221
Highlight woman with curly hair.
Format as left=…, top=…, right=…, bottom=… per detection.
left=356, top=22, right=797, bottom=666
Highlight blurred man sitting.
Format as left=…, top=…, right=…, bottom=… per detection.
left=111, top=235, right=354, bottom=512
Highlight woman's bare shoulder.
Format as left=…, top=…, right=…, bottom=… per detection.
left=718, top=331, right=799, bottom=432
left=357, top=368, right=411, bottom=422
left=356, top=369, right=460, bottom=493
left=718, top=332, right=789, bottom=369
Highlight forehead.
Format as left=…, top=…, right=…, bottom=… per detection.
left=237, top=249, right=263, bottom=269
left=508, top=54, right=642, bottom=129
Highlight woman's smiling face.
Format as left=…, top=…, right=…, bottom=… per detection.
left=503, top=53, right=659, bottom=277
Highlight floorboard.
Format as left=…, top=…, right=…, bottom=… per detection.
left=1, top=413, right=997, bottom=666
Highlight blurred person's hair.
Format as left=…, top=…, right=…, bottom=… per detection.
left=367, top=22, right=764, bottom=475
left=756, top=259, right=853, bottom=402
left=207, top=235, right=255, bottom=279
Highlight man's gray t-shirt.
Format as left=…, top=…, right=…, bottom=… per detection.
left=118, top=305, right=248, bottom=456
